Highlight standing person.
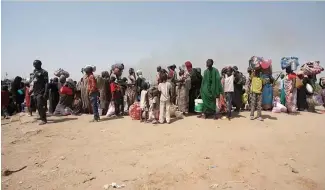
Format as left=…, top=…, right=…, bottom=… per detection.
left=158, top=73, right=172, bottom=124
left=167, top=64, right=177, bottom=104
left=319, top=77, right=325, bottom=109
left=31, top=60, right=49, bottom=125
left=198, top=59, right=223, bottom=119
left=261, top=73, right=274, bottom=110
left=136, top=70, right=145, bottom=101
left=148, top=87, right=159, bottom=124
left=80, top=71, right=91, bottom=114
left=110, top=76, right=122, bottom=116
left=10, top=76, right=24, bottom=113
left=279, top=73, right=286, bottom=106
left=296, top=71, right=309, bottom=111
left=232, top=66, right=244, bottom=112
left=250, top=69, right=263, bottom=120
left=139, top=82, right=149, bottom=122
left=176, top=68, right=191, bottom=114
left=284, top=67, right=297, bottom=113
left=85, top=67, right=100, bottom=121
left=119, top=77, right=128, bottom=115
left=156, top=66, right=162, bottom=84
left=47, top=77, right=60, bottom=114
left=99, top=71, right=110, bottom=115
left=186, top=62, right=202, bottom=113
left=1, top=86, right=10, bottom=119
left=126, top=68, right=137, bottom=109
left=223, top=67, right=234, bottom=120
left=24, top=82, right=33, bottom=116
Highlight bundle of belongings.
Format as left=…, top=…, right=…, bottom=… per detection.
left=81, top=65, right=105, bottom=89
left=54, top=68, right=70, bottom=78
left=280, top=57, right=299, bottom=70
left=248, top=56, right=272, bottom=74
left=300, top=61, right=324, bottom=76
left=249, top=56, right=263, bottom=69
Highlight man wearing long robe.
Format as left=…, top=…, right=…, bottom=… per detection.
left=199, top=59, right=223, bottom=119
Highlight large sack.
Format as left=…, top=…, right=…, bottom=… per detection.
left=54, top=68, right=70, bottom=78
left=129, top=102, right=141, bottom=120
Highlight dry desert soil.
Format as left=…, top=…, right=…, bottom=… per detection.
left=1, top=109, right=325, bottom=190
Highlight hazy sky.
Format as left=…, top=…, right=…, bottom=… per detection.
left=2, top=2, right=325, bottom=80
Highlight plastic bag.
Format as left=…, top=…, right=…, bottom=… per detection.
left=261, top=59, right=272, bottom=70
left=106, top=102, right=115, bottom=117
left=306, top=84, right=313, bottom=94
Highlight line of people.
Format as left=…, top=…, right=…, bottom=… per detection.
left=2, top=59, right=325, bottom=125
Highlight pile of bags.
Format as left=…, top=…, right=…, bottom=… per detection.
left=249, top=56, right=272, bottom=72
left=54, top=68, right=70, bottom=78
left=82, top=65, right=96, bottom=73
left=300, top=61, right=324, bottom=75
left=281, top=57, right=299, bottom=70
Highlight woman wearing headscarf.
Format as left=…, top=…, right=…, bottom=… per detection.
left=11, top=76, right=24, bottom=113
left=284, top=67, right=297, bottom=113
left=261, top=73, right=274, bottom=111
left=199, top=59, right=223, bottom=119
left=176, top=66, right=191, bottom=114
left=80, top=69, right=91, bottom=114
left=99, top=71, right=111, bottom=115
left=167, top=64, right=177, bottom=104
left=47, top=77, right=60, bottom=114
left=232, top=66, right=245, bottom=112
left=296, top=71, right=309, bottom=111
left=126, top=68, right=137, bottom=109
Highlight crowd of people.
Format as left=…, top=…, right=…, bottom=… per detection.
left=1, top=58, right=325, bottom=125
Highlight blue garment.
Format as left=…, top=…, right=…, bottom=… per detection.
left=89, top=92, right=100, bottom=120
left=261, top=74, right=273, bottom=109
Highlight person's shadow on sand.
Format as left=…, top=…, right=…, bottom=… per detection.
left=261, top=114, right=277, bottom=120
left=47, top=117, right=78, bottom=124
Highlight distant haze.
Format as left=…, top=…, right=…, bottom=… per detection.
left=2, top=2, right=325, bottom=81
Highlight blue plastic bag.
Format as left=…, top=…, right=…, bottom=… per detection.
left=281, top=57, right=299, bottom=70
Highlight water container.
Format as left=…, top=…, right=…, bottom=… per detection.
left=194, top=99, right=203, bottom=113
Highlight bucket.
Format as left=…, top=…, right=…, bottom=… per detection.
left=194, top=99, right=203, bottom=113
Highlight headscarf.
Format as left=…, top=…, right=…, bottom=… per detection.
left=136, top=70, right=143, bottom=78
left=185, top=61, right=193, bottom=72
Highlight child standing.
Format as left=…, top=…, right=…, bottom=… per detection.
left=139, top=82, right=149, bottom=122
left=223, top=67, right=234, bottom=120
left=158, top=73, right=172, bottom=124
left=250, top=69, right=263, bottom=121
left=148, top=87, right=159, bottom=124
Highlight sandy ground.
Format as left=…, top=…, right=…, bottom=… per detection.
left=1, top=109, right=325, bottom=190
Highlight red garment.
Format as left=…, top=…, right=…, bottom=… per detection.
left=1, top=91, right=9, bottom=108
left=110, top=82, right=121, bottom=99
left=288, top=73, right=297, bottom=80
left=185, top=61, right=192, bottom=72
left=25, top=87, right=31, bottom=107
left=60, top=86, right=73, bottom=95
left=87, top=74, right=98, bottom=94
left=168, top=70, right=174, bottom=78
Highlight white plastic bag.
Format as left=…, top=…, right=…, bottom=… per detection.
left=106, top=102, right=115, bottom=117
left=306, top=84, right=313, bottom=94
